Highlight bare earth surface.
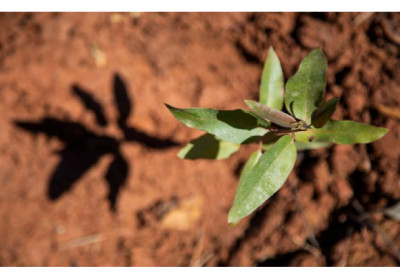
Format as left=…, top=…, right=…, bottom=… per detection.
left=1, top=12, right=400, bottom=266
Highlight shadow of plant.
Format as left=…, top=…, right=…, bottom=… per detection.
left=15, top=73, right=178, bottom=211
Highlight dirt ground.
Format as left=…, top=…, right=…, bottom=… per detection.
left=0, top=12, right=400, bottom=267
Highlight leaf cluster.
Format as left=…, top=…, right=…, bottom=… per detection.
left=166, top=47, right=388, bottom=224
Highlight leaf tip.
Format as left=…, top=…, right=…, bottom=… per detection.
left=379, top=127, right=390, bottom=138
left=369, top=126, right=389, bottom=143
left=308, top=48, right=327, bottom=63
left=227, top=213, right=240, bottom=225
left=360, top=125, right=389, bottom=144
left=164, top=103, right=173, bottom=110
left=165, top=103, right=184, bottom=116
left=177, top=149, right=185, bottom=159
left=228, top=205, right=246, bottom=225
left=312, top=47, right=324, bottom=54
left=268, top=46, right=276, bottom=55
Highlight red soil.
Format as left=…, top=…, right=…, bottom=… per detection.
left=0, top=12, right=399, bottom=266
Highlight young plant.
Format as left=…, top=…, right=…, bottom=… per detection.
left=166, top=47, right=388, bottom=224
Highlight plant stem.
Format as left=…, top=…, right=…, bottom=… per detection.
left=263, top=128, right=309, bottom=140
left=269, top=127, right=308, bottom=134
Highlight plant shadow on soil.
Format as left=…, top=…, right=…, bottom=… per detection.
left=14, top=73, right=178, bottom=211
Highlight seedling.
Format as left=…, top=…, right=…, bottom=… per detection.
left=166, top=47, right=388, bottom=224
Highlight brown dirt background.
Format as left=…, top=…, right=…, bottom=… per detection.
left=1, top=12, right=400, bottom=267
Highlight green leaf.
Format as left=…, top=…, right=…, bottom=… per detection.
left=260, top=47, right=284, bottom=110
left=295, top=141, right=332, bottom=151
left=245, top=100, right=297, bottom=128
left=295, top=120, right=389, bottom=144
left=311, top=98, right=339, bottom=128
left=237, top=150, right=263, bottom=187
left=228, top=135, right=296, bottom=224
left=166, top=104, right=268, bottom=144
left=285, top=49, right=327, bottom=123
left=229, top=150, right=262, bottom=226
left=178, top=133, right=240, bottom=160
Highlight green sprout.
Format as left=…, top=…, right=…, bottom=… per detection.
left=166, top=47, right=388, bottom=225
